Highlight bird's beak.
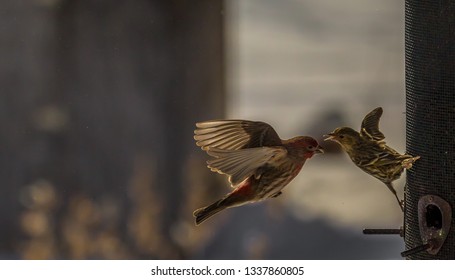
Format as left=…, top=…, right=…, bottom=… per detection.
left=315, top=146, right=324, bottom=154
left=323, top=133, right=335, bottom=141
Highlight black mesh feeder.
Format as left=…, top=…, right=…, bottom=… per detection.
left=363, top=0, right=455, bottom=259
left=404, top=0, right=455, bottom=259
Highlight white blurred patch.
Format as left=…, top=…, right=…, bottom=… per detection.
left=226, top=0, right=406, bottom=229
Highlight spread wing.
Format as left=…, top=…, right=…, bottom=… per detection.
left=360, top=107, right=385, bottom=141
left=194, top=120, right=282, bottom=151
left=206, top=146, right=287, bottom=186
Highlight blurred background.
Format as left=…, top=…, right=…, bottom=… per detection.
left=1, top=0, right=406, bottom=259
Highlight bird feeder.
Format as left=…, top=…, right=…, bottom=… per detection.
left=404, top=0, right=455, bottom=259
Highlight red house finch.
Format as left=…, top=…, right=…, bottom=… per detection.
left=193, top=120, right=323, bottom=225
left=324, top=107, right=420, bottom=211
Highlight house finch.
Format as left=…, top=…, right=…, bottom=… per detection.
left=193, top=120, right=323, bottom=225
left=324, top=107, right=420, bottom=211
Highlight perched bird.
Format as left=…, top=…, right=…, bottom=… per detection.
left=193, top=120, right=323, bottom=225
left=324, top=107, right=420, bottom=211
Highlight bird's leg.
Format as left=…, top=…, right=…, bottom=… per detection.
left=385, top=182, right=404, bottom=212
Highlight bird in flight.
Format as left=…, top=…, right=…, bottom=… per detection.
left=325, top=107, right=420, bottom=211
left=193, top=120, right=323, bottom=225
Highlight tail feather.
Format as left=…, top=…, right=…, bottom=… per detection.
left=193, top=198, right=227, bottom=225
left=401, top=155, right=420, bottom=169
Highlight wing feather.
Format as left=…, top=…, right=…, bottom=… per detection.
left=360, top=107, right=385, bottom=141
left=206, top=146, right=287, bottom=186
left=194, top=120, right=282, bottom=151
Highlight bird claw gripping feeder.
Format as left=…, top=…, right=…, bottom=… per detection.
left=365, top=0, right=455, bottom=259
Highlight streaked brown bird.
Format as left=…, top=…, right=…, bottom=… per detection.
left=324, top=107, right=420, bottom=211
left=193, top=120, right=323, bottom=225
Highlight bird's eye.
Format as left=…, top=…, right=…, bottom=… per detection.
left=339, top=135, right=344, bottom=139
left=308, top=145, right=314, bottom=150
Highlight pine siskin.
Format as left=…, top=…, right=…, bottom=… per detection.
left=324, top=107, right=420, bottom=211
left=193, top=120, right=323, bottom=225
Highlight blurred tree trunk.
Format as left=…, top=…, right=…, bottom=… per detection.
left=0, top=0, right=224, bottom=259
